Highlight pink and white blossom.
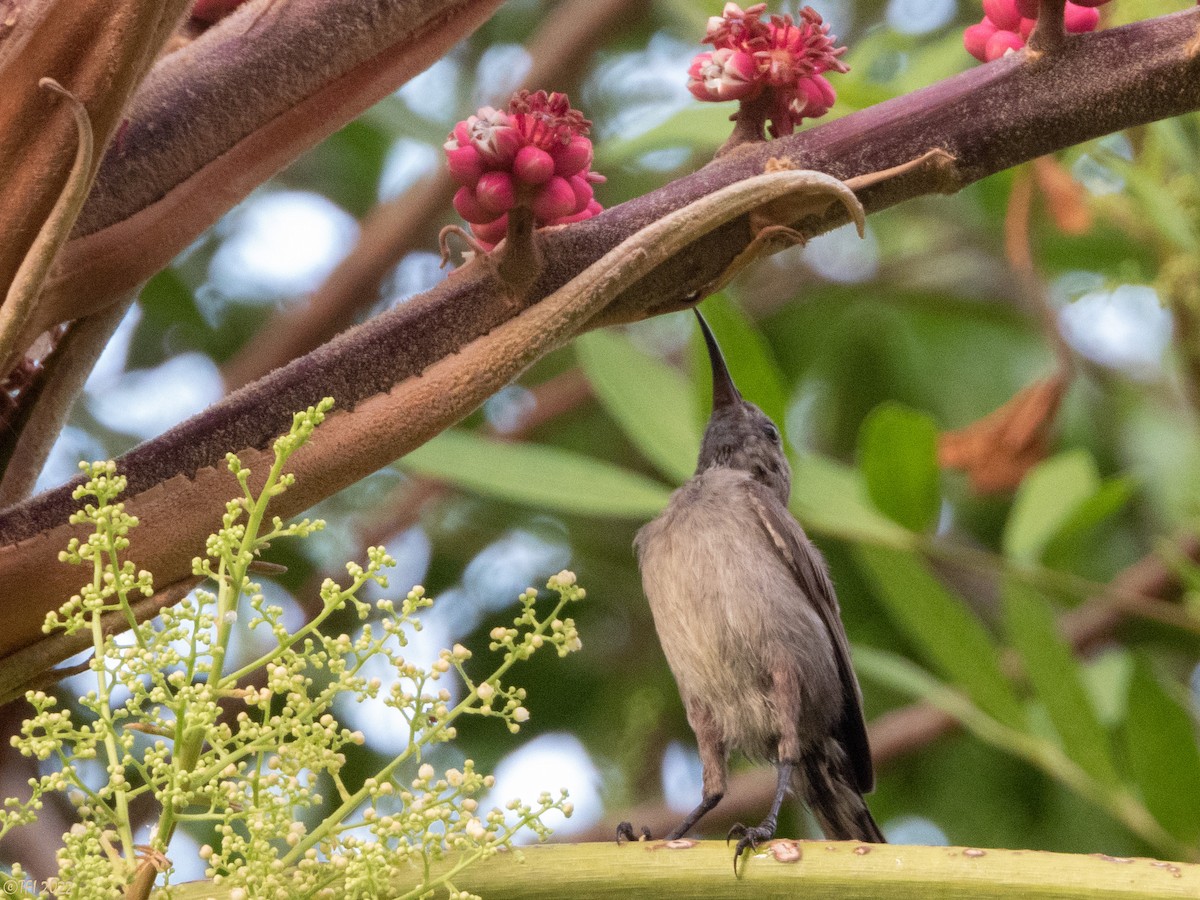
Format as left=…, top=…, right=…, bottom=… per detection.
left=686, top=4, right=848, bottom=138
left=444, top=91, right=605, bottom=250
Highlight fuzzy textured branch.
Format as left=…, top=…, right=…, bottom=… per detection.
left=1, top=9, right=1199, bottom=680
left=0, top=0, right=190, bottom=324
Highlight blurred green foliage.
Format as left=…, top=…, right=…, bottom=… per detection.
left=7, top=0, right=1200, bottom=879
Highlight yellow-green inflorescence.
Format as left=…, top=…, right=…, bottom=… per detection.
left=3, top=399, right=586, bottom=900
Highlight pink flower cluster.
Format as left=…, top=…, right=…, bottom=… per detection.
left=964, top=0, right=1112, bottom=62
left=444, top=91, right=604, bottom=249
left=687, top=3, right=848, bottom=138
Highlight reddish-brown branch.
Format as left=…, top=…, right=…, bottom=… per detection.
left=41, top=8, right=1200, bottom=516
left=2, top=9, right=1200, bottom=677
left=25, top=0, right=506, bottom=355
left=293, top=367, right=593, bottom=618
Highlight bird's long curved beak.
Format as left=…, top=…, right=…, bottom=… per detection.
left=693, top=308, right=742, bottom=412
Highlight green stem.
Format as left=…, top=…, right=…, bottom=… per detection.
left=151, top=451, right=291, bottom=856
left=280, top=592, right=573, bottom=866
left=221, top=573, right=369, bottom=686
left=90, top=603, right=136, bottom=865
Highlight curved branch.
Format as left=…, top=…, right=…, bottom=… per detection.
left=1, top=9, right=1199, bottom=678
left=0, top=0, right=190, bottom=313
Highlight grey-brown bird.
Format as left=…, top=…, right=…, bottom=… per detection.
left=623, top=308, right=883, bottom=861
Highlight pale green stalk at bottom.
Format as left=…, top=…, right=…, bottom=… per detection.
left=169, top=840, right=1200, bottom=900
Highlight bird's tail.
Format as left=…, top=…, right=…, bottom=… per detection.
left=793, top=740, right=886, bottom=843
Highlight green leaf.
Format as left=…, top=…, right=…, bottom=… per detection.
left=1042, top=477, right=1134, bottom=568
left=400, top=430, right=672, bottom=519
left=857, top=403, right=941, bottom=532
left=856, top=545, right=1026, bottom=730
left=1003, top=451, right=1100, bottom=564
left=1003, top=581, right=1122, bottom=788
left=576, top=330, right=700, bottom=483
left=1100, top=151, right=1199, bottom=252
left=789, top=453, right=911, bottom=547
left=1080, top=650, right=1133, bottom=728
left=851, top=645, right=1001, bottom=736
left=691, top=294, right=790, bottom=429
left=1124, top=656, right=1200, bottom=845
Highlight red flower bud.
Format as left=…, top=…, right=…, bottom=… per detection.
left=471, top=215, right=509, bottom=247
left=984, top=29, right=1025, bottom=60
left=475, top=172, right=516, bottom=214
left=513, top=146, right=555, bottom=185
left=532, top=177, right=578, bottom=222
left=446, top=90, right=603, bottom=246
left=453, top=186, right=501, bottom=225
left=1063, top=2, right=1100, bottom=32
left=689, top=48, right=761, bottom=102
left=964, top=19, right=1000, bottom=61
left=567, top=175, right=594, bottom=214
left=983, top=0, right=1021, bottom=31
left=553, top=135, right=594, bottom=177
left=445, top=145, right=484, bottom=187
left=792, top=74, right=836, bottom=119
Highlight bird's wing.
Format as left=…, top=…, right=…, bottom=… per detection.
left=743, top=479, right=875, bottom=793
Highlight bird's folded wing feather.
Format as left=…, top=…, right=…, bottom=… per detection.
left=744, top=480, right=875, bottom=793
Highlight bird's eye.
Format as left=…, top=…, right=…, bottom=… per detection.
left=762, top=422, right=780, bottom=443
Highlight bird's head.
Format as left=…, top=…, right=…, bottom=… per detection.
left=693, top=309, right=791, bottom=504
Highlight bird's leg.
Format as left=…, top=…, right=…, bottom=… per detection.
left=728, top=663, right=802, bottom=869
left=666, top=705, right=728, bottom=839
left=728, top=761, right=793, bottom=870
left=663, top=791, right=724, bottom=841
left=618, top=706, right=726, bottom=844
left=615, top=821, right=651, bottom=844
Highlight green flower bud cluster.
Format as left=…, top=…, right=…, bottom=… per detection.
left=3, top=400, right=585, bottom=900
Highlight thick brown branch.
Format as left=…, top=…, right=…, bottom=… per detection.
left=2, top=9, right=1199, bottom=675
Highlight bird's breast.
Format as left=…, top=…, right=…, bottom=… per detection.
left=635, top=468, right=837, bottom=755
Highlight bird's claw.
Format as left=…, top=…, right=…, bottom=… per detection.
left=616, top=821, right=651, bottom=845
left=727, top=823, right=775, bottom=874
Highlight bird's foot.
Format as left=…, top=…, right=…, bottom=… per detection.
left=727, top=821, right=777, bottom=873
left=615, top=821, right=652, bottom=845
